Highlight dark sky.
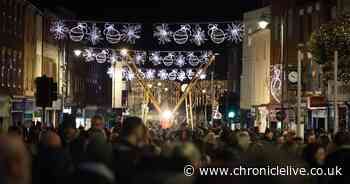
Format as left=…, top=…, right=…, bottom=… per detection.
left=29, top=0, right=265, bottom=22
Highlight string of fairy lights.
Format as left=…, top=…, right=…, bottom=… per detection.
left=50, top=20, right=244, bottom=46
left=73, top=48, right=211, bottom=82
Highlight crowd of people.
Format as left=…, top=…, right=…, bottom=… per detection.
left=0, top=115, right=349, bottom=184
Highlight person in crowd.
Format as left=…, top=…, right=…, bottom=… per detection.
left=32, top=130, right=74, bottom=184
left=0, top=135, right=31, bottom=184
left=324, top=131, right=350, bottom=184
left=262, top=128, right=274, bottom=145
left=91, top=115, right=106, bottom=131
left=113, top=116, right=145, bottom=184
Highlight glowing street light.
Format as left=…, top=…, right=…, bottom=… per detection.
left=202, top=89, right=206, bottom=93
left=164, top=88, right=169, bottom=92
left=74, top=49, right=82, bottom=57
left=258, top=14, right=270, bottom=29
left=157, top=82, right=162, bottom=87
left=161, top=110, right=173, bottom=120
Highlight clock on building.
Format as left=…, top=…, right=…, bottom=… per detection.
left=288, top=71, right=298, bottom=83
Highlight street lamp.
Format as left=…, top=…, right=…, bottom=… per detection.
left=258, top=14, right=270, bottom=29
left=74, top=49, right=82, bottom=57
left=157, top=82, right=162, bottom=87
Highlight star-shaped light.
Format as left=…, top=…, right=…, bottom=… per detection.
left=154, top=24, right=173, bottom=44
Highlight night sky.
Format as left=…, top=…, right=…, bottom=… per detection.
left=29, top=0, right=265, bottom=22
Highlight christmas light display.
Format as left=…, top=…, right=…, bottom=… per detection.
left=50, top=20, right=142, bottom=45
left=87, top=23, right=103, bottom=45
left=153, top=22, right=243, bottom=46
left=163, top=52, right=175, bottom=66
left=199, top=51, right=212, bottom=63
left=158, top=69, right=169, bottom=80
left=122, top=24, right=142, bottom=44
left=107, top=67, right=114, bottom=78
left=168, top=69, right=178, bottom=80
left=187, top=52, right=200, bottom=66
left=270, top=64, right=282, bottom=103
left=173, top=25, right=191, bottom=44
left=103, top=23, right=122, bottom=44
left=208, top=24, right=226, bottom=44
left=225, top=23, right=244, bottom=43
left=175, top=53, right=186, bottom=67
left=177, top=70, right=187, bottom=81
left=149, top=52, right=162, bottom=66
left=134, top=51, right=146, bottom=65
left=50, top=20, right=68, bottom=40
left=186, top=69, right=195, bottom=79
left=191, top=25, right=207, bottom=46
left=69, top=23, right=87, bottom=42
left=82, top=48, right=95, bottom=62
left=153, top=24, right=173, bottom=44
left=145, top=69, right=156, bottom=80
left=95, top=49, right=108, bottom=63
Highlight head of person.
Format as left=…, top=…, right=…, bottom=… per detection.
left=264, top=129, right=273, bottom=141
left=334, top=131, right=350, bottom=147
left=39, top=130, right=62, bottom=149
left=0, top=135, right=31, bottom=184
left=314, top=146, right=327, bottom=166
left=237, top=131, right=251, bottom=151
left=121, top=117, right=145, bottom=145
left=91, top=115, right=105, bottom=130
left=171, top=142, right=201, bottom=169
left=306, top=132, right=317, bottom=144
left=276, top=134, right=285, bottom=145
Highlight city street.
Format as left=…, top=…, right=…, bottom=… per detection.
left=0, top=0, right=350, bottom=184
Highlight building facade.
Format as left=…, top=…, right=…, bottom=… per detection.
left=270, top=0, right=337, bottom=129
left=0, top=0, right=67, bottom=132
left=241, top=6, right=271, bottom=131
left=0, top=0, right=25, bottom=132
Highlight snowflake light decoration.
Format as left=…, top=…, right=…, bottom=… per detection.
left=107, top=67, right=114, bottom=78
left=149, top=52, right=162, bottom=66
left=225, top=23, right=244, bottom=43
left=134, top=51, right=146, bottom=65
left=125, top=71, right=135, bottom=81
left=177, top=70, right=187, bottom=81
left=145, top=69, right=156, bottom=80
left=158, top=69, right=168, bottom=80
left=87, top=24, right=103, bottom=45
left=122, top=24, right=142, bottom=44
left=50, top=20, right=68, bottom=40
left=175, top=53, right=186, bottom=67
left=191, top=25, right=207, bottom=46
left=199, top=51, right=212, bottom=63
left=154, top=24, right=173, bottom=44
left=82, top=48, right=95, bottom=62
left=109, top=50, right=121, bottom=64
